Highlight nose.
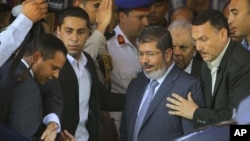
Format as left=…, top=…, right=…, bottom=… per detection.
left=139, top=54, right=150, bottom=64
left=173, top=47, right=181, bottom=56
left=70, top=32, right=78, bottom=42
left=194, top=40, right=202, bottom=52
left=52, top=70, right=60, bottom=79
left=143, top=16, right=149, bottom=26
left=228, top=12, right=234, bottom=25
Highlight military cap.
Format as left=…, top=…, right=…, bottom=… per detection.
left=115, top=0, right=154, bottom=10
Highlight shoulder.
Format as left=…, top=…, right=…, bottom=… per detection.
left=231, top=43, right=250, bottom=67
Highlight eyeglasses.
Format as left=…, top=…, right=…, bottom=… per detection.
left=137, top=51, right=163, bottom=58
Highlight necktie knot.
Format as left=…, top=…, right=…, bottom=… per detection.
left=150, top=80, right=159, bottom=89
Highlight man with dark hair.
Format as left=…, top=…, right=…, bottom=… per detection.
left=148, top=0, right=170, bottom=27
left=120, top=26, right=205, bottom=141
left=72, top=0, right=112, bottom=60
left=0, top=33, right=67, bottom=140
left=167, top=9, right=250, bottom=128
left=228, top=0, right=250, bottom=50
left=42, top=7, right=124, bottom=141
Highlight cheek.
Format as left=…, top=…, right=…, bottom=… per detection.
left=80, top=35, right=89, bottom=44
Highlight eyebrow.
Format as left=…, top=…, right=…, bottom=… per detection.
left=230, top=8, right=239, bottom=12
left=64, top=27, right=87, bottom=31
left=52, top=64, right=62, bottom=70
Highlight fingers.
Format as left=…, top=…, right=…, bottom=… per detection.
left=166, top=97, right=180, bottom=106
left=40, top=132, right=47, bottom=140
left=60, top=132, right=66, bottom=140
left=187, top=92, right=194, bottom=102
left=60, top=130, right=75, bottom=141
left=171, top=93, right=186, bottom=102
left=168, top=110, right=180, bottom=116
left=99, top=0, right=112, bottom=9
left=166, top=102, right=179, bottom=110
left=22, top=0, right=48, bottom=23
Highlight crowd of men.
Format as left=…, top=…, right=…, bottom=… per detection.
left=1, top=0, right=250, bottom=141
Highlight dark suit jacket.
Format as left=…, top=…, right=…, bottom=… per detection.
left=193, top=40, right=250, bottom=127
left=55, top=51, right=124, bottom=141
left=191, top=57, right=203, bottom=79
left=120, top=64, right=205, bottom=141
left=0, top=62, right=42, bottom=140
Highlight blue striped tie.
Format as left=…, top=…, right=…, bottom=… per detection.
left=132, top=80, right=159, bottom=141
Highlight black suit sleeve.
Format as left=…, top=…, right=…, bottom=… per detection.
left=98, top=80, right=125, bottom=111
left=40, top=79, right=63, bottom=118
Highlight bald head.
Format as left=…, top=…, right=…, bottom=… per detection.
left=169, top=6, right=195, bottom=23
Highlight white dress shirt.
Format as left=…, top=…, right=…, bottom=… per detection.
left=207, top=40, right=230, bottom=95
left=67, top=53, right=91, bottom=141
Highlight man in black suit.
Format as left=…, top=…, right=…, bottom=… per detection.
left=168, top=19, right=203, bottom=79
left=167, top=9, right=250, bottom=128
left=120, top=26, right=205, bottom=141
left=0, top=33, right=67, bottom=140
left=41, top=7, right=124, bottom=141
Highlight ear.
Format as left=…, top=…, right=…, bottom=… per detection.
left=56, top=26, right=61, bottom=38
left=220, top=28, right=228, bottom=42
left=32, top=51, right=42, bottom=64
left=118, top=12, right=127, bottom=24
left=164, top=48, right=173, bottom=63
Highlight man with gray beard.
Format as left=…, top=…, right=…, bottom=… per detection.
left=119, top=26, right=205, bottom=141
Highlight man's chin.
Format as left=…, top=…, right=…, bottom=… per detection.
left=144, top=69, right=166, bottom=80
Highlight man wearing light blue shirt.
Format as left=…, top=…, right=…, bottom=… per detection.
left=0, top=0, right=48, bottom=67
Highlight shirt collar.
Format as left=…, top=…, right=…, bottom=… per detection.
left=114, top=25, right=137, bottom=48
left=21, top=59, right=34, bottom=78
left=241, top=38, right=250, bottom=50
left=184, top=58, right=193, bottom=74
left=207, top=39, right=230, bottom=70
left=67, top=52, right=87, bottom=67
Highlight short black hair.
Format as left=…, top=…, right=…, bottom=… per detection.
left=24, top=33, right=67, bottom=60
left=138, top=26, right=173, bottom=51
left=0, top=3, right=11, bottom=26
left=192, top=9, right=230, bottom=36
left=58, top=6, right=91, bottom=29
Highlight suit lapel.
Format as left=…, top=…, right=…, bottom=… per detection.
left=202, top=64, right=213, bottom=107
left=210, top=40, right=235, bottom=106
left=129, top=76, right=149, bottom=137
left=140, top=65, right=178, bottom=129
